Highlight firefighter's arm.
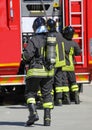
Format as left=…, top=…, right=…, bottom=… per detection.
left=74, top=42, right=82, bottom=56
left=23, top=39, right=35, bottom=62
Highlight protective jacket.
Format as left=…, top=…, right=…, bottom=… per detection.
left=23, top=32, right=55, bottom=110
left=50, top=32, right=66, bottom=101
left=23, top=32, right=66, bottom=78
left=48, top=31, right=66, bottom=68
left=62, top=36, right=81, bottom=71
left=23, top=33, right=55, bottom=78
left=61, top=35, right=81, bottom=93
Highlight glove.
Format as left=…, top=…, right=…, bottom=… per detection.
left=45, top=63, right=54, bottom=71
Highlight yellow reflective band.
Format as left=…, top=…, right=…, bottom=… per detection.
left=62, top=86, right=69, bottom=92
left=62, top=47, right=74, bottom=71
left=37, top=90, right=42, bottom=96
left=43, top=102, right=53, bottom=109
left=55, top=87, right=63, bottom=93
left=55, top=42, right=66, bottom=68
left=62, top=65, right=74, bottom=71
left=23, top=55, right=26, bottom=61
left=71, top=85, right=79, bottom=92
left=27, top=98, right=36, bottom=104
left=26, top=67, right=54, bottom=77
left=51, top=89, right=54, bottom=95
left=45, top=118, right=51, bottom=121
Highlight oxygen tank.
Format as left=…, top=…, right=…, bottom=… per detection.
left=45, top=33, right=56, bottom=70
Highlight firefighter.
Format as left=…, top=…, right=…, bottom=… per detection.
left=62, top=26, right=81, bottom=104
left=23, top=17, right=55, bottom=126
left=46, top=18, right=66, bottom=106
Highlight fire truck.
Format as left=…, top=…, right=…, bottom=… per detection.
left=0, top=0, right=92, bottom=100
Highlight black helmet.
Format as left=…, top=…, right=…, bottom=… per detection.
left=47, top=18, right=56, bottom=32
left=32, top=17, right=48, bottom=33
left=62, top=26, right=75, bottom=40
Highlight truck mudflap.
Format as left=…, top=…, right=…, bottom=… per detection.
left=0, top=75, right=26, bottom=86
left=75, top=73, right=90, bottom=83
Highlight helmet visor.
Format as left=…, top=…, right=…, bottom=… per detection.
left=36, top=25, right=48, bottom=33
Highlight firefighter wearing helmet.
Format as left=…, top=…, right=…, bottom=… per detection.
left=23, top=17, right=55, bottom=126
left=62, top=25, right=75, bottom=40
left=47, top=18, right=66, bottom=106
left=62, top=25, right=81, bottom=104
left=47, top=18, right=56, bottom=32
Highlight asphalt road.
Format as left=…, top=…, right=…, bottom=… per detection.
left=0, top=84, right=92, bottom=130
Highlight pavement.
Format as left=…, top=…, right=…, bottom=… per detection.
left=0, top=84, right=92, bottom=130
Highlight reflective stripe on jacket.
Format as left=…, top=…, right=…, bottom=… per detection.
left=55, top=42, right=66, bottom=68
left=62, top=47, right=74, bottom=71
left=26, top=66, right=54, bottom=78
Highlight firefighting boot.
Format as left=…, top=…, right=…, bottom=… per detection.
left=44, top=108, right=51, bottom=126
left=25, top=103, right=39, bottom=126
left=55, top=98, right=62, bottom=106
left=63, top=92, right=71, bottom=105
left=55, top=92, right=63, bottom=106
left=74, top=91, right=80, bottom=104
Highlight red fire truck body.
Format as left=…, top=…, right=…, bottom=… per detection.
left=64, top=0, right=92, bottom=84
left=0, top=0, right=92, bottom=88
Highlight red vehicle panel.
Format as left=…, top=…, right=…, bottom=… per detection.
left=0, top=0, right=92, bottom=86
left=0, top=0, right=21, bottom=75
left=64, top=0, right=92, bottom=83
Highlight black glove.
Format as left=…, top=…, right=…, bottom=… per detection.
left=45, top=63, right=54, bottom=71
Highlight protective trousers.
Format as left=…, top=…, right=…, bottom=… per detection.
left=66, top=71, right=80, bottom=104
left=54, top=68, right=64, bottom=106
left=25, top=77, right=54, bottom=126
left=62, top=71, right=71, bottom=104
